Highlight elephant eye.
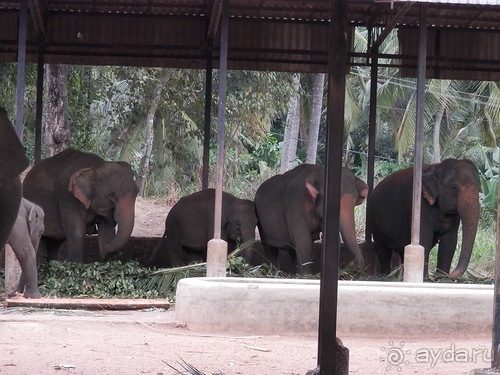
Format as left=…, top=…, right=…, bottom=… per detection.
left=108, top=193, right=118, bottom=204
left=449, top=183, right=460, bottom=194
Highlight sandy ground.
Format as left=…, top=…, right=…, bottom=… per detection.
left=1, top=197, right=495, bottom=375
left=131, top=196, right=172, bottom=238
left=0, top=307, right=493, bottom=375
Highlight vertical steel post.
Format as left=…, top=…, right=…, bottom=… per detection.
left=492, top=168, right=500, bottom=368
left=365, top=42, right=378, bottom=243
left=411, top=4, right=427, bottom=246
left=35, top=41, right=45, bottom=163
left=213, top=0, right=228, bottom=240
left=15, top=0, right=28, bottom=140
left=202, top=43, right=213, bottom=190
left=404, top=4, right=428, bottom=283
left=317, top=0, right=348, bottom=372
left=206, top=0, right=229, bottom=278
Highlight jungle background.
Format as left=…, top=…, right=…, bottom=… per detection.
left=1, top=29, right=500, bottom=297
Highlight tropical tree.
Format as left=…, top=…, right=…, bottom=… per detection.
left=280, top=73, right=301, bottom=172
left=43, top=64, right=71, bottom=157
left=306, top=73, right=325, bottom=165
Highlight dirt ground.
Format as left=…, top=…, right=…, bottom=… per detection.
left=0, top=197, right=495, bottom=375
left=130, top=196, right=173, bottom=238
left=0, top=307, right=492, bottom=375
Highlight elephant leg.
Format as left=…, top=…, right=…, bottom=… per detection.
left=167, top=238, right=186, bottom=267
left=60, top=211, right=87, bottom=263
left=276, top=248, right=294, bottom=274
left=262, top=244, right=280, bottom=269
left=8, top=228, right=41, bottom=299
left=436, top=230, right=459, bottom=274
left=373, top=238, right=393, bottom=275
left=17, top=250, right=40, bottom=298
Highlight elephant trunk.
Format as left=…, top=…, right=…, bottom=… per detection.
left=448, top=187, right=480, bottom=278
left=339, top=194, right=365, bottom=270
left=100, top=196, right=136, bottom=257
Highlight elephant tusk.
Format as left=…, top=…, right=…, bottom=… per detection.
left=28, top=204, right=37, bottom=223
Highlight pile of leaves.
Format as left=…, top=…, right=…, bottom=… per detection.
left=37, top=260, right=169, bottom=299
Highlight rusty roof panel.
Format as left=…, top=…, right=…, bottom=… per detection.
left=0, top=0, right=498, bottom=78
left=399, top=28, right=500, bottom=80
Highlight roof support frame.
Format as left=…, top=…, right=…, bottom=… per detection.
left=15, top=0, right=27, bottom=140
left=316, top=0, right=349, bottom=372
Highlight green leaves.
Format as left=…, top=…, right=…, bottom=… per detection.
left=38, top=260, right=167, bottom=299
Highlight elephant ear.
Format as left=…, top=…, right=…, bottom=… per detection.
left=305, top=181, right=320, bottom=201
left=422, top=167, right=439, bottom=205
left=68, top=168, right=95, bottom=209
left=28, top=204, right=43, bottom=237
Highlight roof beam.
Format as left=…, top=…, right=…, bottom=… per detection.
left=369, top=1, right=413, bottom=53
left=206, top=0, right=222, bottom=44
left=28, top=0, right=47, bottom=38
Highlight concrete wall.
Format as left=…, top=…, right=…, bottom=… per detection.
left=175, top=278, right=493, bottom=338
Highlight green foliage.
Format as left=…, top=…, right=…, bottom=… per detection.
left=144, top=242, right=293, bottom=297
left=38, top=260, right=168, bottom=299
left=474, top=145, right=499, bottom=219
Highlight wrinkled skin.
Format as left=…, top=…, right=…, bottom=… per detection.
left=366, top=158, right=480, bottom=278
left=23, top=149, right=139, bottom=263
left=254, top=164, right=368, bottom=274
left=0, top=107, right=29, bottom=261
left=7, top=198, right=45, bottom=298
left=149, top=189, right=258, bottom=267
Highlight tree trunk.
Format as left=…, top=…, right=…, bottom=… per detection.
left=42, top=64, right=70, bottom=157
left=280, top=73, right=301, bottom=173
left=306, top=73, right=325, bottom=164
left=432, top=103, right=445, bottom=163
left=136, top=71, right=171, bottom=196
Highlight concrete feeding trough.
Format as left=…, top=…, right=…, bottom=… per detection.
left=175, top=277, right=493, bottom=338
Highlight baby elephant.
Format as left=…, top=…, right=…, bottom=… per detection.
left=149, top=189, right=258, bottom=267
left=7, top=198, right=45, bottom=298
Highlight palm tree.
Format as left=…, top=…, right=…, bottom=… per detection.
left=280, top=73, right=301, bottom=172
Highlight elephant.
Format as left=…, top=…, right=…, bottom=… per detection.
left=23, top=149, right=139, bottom=263
left=6, top=198, right=45, bottom=298
left=0, top=107, right=29, bottom=259
left=366, top=158, right=480, bottom=278
left=254, top=164, right=368, bottom=274
left=149, top=188, right=258, bottom=267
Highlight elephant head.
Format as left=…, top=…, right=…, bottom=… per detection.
left=69, top=161, right=139, bottom=258
left=301, top=166, right=367, bottom=270
left=224, top=197, right=258, bottom=248
left=421, top=158, right=480, bottom=277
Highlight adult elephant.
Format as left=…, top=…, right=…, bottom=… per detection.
left=0, top=108, right=29, bottom=257
left=366, top=158, right=480, bottom=278
left=254, top=164, right=368, bottom=274
left=7, top=198, right=45, bottom=298
left=149, top=189, right=258, bottom=267
left=23, top=149, right=139, bottom=263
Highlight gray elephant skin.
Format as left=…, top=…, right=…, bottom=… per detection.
left=23, top=149, right=139, bottom=263
left=254, top=164, right=368, bottom=274
left=150, top=188, right=258, bottom=267
left=0, top=108, right=29, bottom=263
left=7, top=198, right=45, bottom=298
left=366, top=158, right=480, bottom=278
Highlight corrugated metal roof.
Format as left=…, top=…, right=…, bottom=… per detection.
left=390, top=0, right=499, bottom=5
left=0, top=0, right=498, bottom=79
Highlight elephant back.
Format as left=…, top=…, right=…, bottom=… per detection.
left=0, top=108, right=28, bottom=184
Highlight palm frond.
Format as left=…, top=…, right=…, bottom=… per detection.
left=162, top=358, right=225, bottom=375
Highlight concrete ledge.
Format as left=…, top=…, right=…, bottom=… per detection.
left=175, top=278, right=493, bottom=338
